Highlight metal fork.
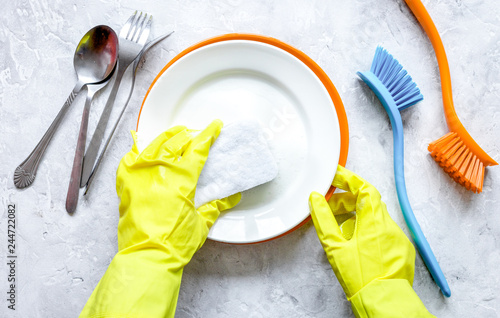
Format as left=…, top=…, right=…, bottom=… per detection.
left=80, top=11, right=152, bottom=187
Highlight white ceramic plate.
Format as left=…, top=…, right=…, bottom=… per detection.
left=137, top=38, right=343, bottom=243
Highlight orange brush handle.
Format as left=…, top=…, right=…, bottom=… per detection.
left=405, top=0, right=498, bottom=166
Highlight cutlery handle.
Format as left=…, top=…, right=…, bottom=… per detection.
left=84, top=75, right=136, bottom=194
left=14, top=83, right=83, bottom=188
left=66, top=92, right=93, bottom=213
left=80, top=64, right=127, bottom=187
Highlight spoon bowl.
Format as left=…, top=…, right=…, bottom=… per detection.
left=74, top=26, right=118, bottom=84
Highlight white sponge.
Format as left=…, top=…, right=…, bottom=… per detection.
left=194, top=120, right=279, bottom=208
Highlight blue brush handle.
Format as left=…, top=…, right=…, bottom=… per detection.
left=391, top=108, right=451, bottom=298
left=358, top=71, right=451, bottom=297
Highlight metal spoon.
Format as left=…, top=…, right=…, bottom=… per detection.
left=14, top=25, right=118, bottom=189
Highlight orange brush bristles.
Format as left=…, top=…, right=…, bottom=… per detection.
left=428, top=132, right=485, bottom=193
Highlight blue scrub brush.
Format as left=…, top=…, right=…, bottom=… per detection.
left=357, top=46, right=451, bottom=297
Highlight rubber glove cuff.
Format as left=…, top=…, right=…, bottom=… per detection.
left=350, top=279, right=436, bottom=318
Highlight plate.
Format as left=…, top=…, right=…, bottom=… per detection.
left=137, top=34, right=349, bottom=244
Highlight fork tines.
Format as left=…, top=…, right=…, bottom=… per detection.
left=120, top=11, right=151, bottom=41
left=125, top=11, right=151, bottom=42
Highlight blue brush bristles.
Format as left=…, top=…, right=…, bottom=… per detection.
left=369, top=46, right=423, bottom=111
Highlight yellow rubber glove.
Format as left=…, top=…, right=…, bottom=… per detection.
left=80, top=120, right=241, bottom=318
left=309, top=165, right=435, bottom=318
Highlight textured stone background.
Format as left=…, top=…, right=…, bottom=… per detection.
left=1, top=0, right=499, bottom=317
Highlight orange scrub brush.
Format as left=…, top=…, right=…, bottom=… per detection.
left=405, top=0, right=498, bottom=193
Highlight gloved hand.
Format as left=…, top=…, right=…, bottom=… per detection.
left=309, top=165, right=435, bottom=318
left=80, top=120, right=240, bottom=318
